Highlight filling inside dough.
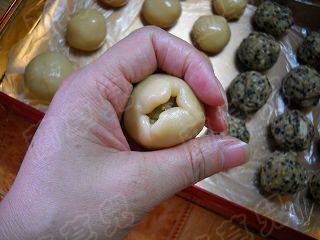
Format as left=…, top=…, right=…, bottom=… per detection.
left=147, top=97, right=178, bottom=124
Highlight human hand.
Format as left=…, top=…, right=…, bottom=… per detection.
left=0, top=27, right=248, bottom=240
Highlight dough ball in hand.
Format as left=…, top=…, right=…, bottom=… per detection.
left=141, top=0, right=181, bottom=29
left=228, top=71, right=272, bottom=114
left=298, top=31, right=320, bottom=71
left=270, top=110, right=314, bottom=151
left=237, top=32, right=280, bottom=71
left=25, top=52, right=75, bottom=101
left=67, top=8, right=106, bottom=51
left=124, top=74, right=205, bottom=149
left=260, top=151, right=307, bottom=194
left=191, top=15, right=231, bottom=54
left=252, top=1, right=294, bottom=37
left=282, top=65, right=320, bottom=108
left=212, top=0, right=248, bottom=21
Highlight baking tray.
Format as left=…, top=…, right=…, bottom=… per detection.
left=0, top=1, right=318, bottom=239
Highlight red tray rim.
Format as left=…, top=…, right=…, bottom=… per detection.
left=0, top=91, right=316, bottom=240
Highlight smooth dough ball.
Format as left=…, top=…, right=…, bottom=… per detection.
left=228, top=115, right=250, bottom=143
left=309, top=173, right=320, bottom=202
left=282, top=65, right=320, bottom=108
left=228, top=71, right=272, bottom=114
left=191, top=15, right=231, bottom=54
left=298, top=31, right=320, bottom=71
left=260, top=151, right=307, bottom=194
left=25, top=52, right=74, bottom=101
left=67, top=8, right=106, bottom=51
left=212, top=0, right=248, bottom=20
left=270, top=110, right=314, bottom=151
left=237, top=32, right=280, bottom=71
left=142, top=0, right=181, bottom=29
left=100, top=0, right=128, bottom=8
left=124, top=74, right=205, bottom=149
left=253, top=1, right=294, bottom=36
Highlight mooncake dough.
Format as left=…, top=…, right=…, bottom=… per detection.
left=141, top=0, right=181, bottom=29
left=124, top=74, right=205, bottom=149
left=100, top=0, right=128, bottom=7
left=237, top=32, right=280, bottom=71
left=270, top=110, right=314, bottom=151
left=228, top=71, right=272, bottom=114
left=67, top=8, right=106, bottom=51
left=252, top=1, right=294, bottom=36
left=282, top=65, right=320, bottom=108
left=212, top=0, right=248, bottom=20
left=191, top=15, right=231, bottom=54
left=25, top=52, right=74, bottom=101
left=309, top=173, right=320, bottom=202
left=260, top=151, right=307, bottom=194
left=298, top=31, right=320, bottom=71
left=228, top=115, right=250, bottom=143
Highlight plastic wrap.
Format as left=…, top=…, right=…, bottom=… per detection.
left=0, top=0, right=319, bottom=238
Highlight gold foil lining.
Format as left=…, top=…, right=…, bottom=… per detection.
left=0, top=0, right=319, bottom=238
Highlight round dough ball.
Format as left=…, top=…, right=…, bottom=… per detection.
left=270, top=110, right=314, bottom=151
left=67, top=8, right=106, bottom=51
left=25, top=52, right=74, bottom=101
left=142, top=0, right=181, bottom=29
left=191, top=15, right=231, bottom=54
left=212, top=0, right=248, bottom=21
left=228, top=71, right=272, bottom=114
left=309, top=173, right=320, bottom=202
left=228, top=115, right=250, bottom=143
left=260, top=151, right=307, bottom=194
left=237, top=32, right=280, bottom=71
left=298, top=31, right=320, bottom=71
left=253, top=1, right=294, bottom=36
left=124, top=74, right=205, bottom=149
left=282, top=65, right=320, bottom=108
left=100, top=0, right=128, bottom=8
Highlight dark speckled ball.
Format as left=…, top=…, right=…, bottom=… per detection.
left=270, top=110, right=314, bottom=151
left=282, top=65, right=320, bottom=108
left=228, top=71, right=272, bottom=114
left=298, top=32, right=320, bottom=71
left=253, top=1, right=294, bottom=36
left=228, top=115, right=250, bottom=143
left=309, top=173, right=320, bottom=202
left=260, top=151, right=308, bottom=194
left=237, top=32, right=280, bottom=71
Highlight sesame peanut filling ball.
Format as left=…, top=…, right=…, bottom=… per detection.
left=309, top=173, right=320, bottom=202
left=298, top=31, right=320, bottom=71
left=227, top=115, right=250, bottom=143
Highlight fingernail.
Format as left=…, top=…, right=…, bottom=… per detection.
left=221, top=141, right=249, bottom=170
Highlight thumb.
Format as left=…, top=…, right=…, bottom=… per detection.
left=139, top=135, right=249, bottom=203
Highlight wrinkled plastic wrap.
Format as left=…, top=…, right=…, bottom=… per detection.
left=0, top=0, right=319, bottom=238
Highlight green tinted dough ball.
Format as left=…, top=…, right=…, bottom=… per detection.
left=25, top=52, right=74, bottom=101
left=309, top=173, right=320, bottom=202
left=237, top=32, right=280, bottom=71
left=282, top=65, right=320, bottom=108
left=191, top=15, right=231, bottom=54
left=298, top=31, right=320, bottom=71
left=67, top=8, right=106, bottom=51
left=228, top=71, right=272, bottom=114
left=260, top=151, right=307, bottom=194
left=253, top=1, right=294, bottom=36
left=228, top=115, right=250, bottom=143
left=270, top=110, right=314, bottom=151
left=100, top=0, right=128, bottom=8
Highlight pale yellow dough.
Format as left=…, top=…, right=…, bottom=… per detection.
left=124, top=74, right=205, bottom=149
left=142, top=0, right=182, bottom=29
left=25, top=52, right=74, bottom=101
left=67, top=8, right=106, bottom=51
left=192, top=15, right=231, bottom=54
left=100, top=0, right=128, bottom=8
left=213, top=0, right=248, bottom=20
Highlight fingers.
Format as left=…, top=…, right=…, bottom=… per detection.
left=137, top=135, right=249, bottom=202
left=86, top=26, right=225, bottom=117
left=205, top=105, right=228, bottom=132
